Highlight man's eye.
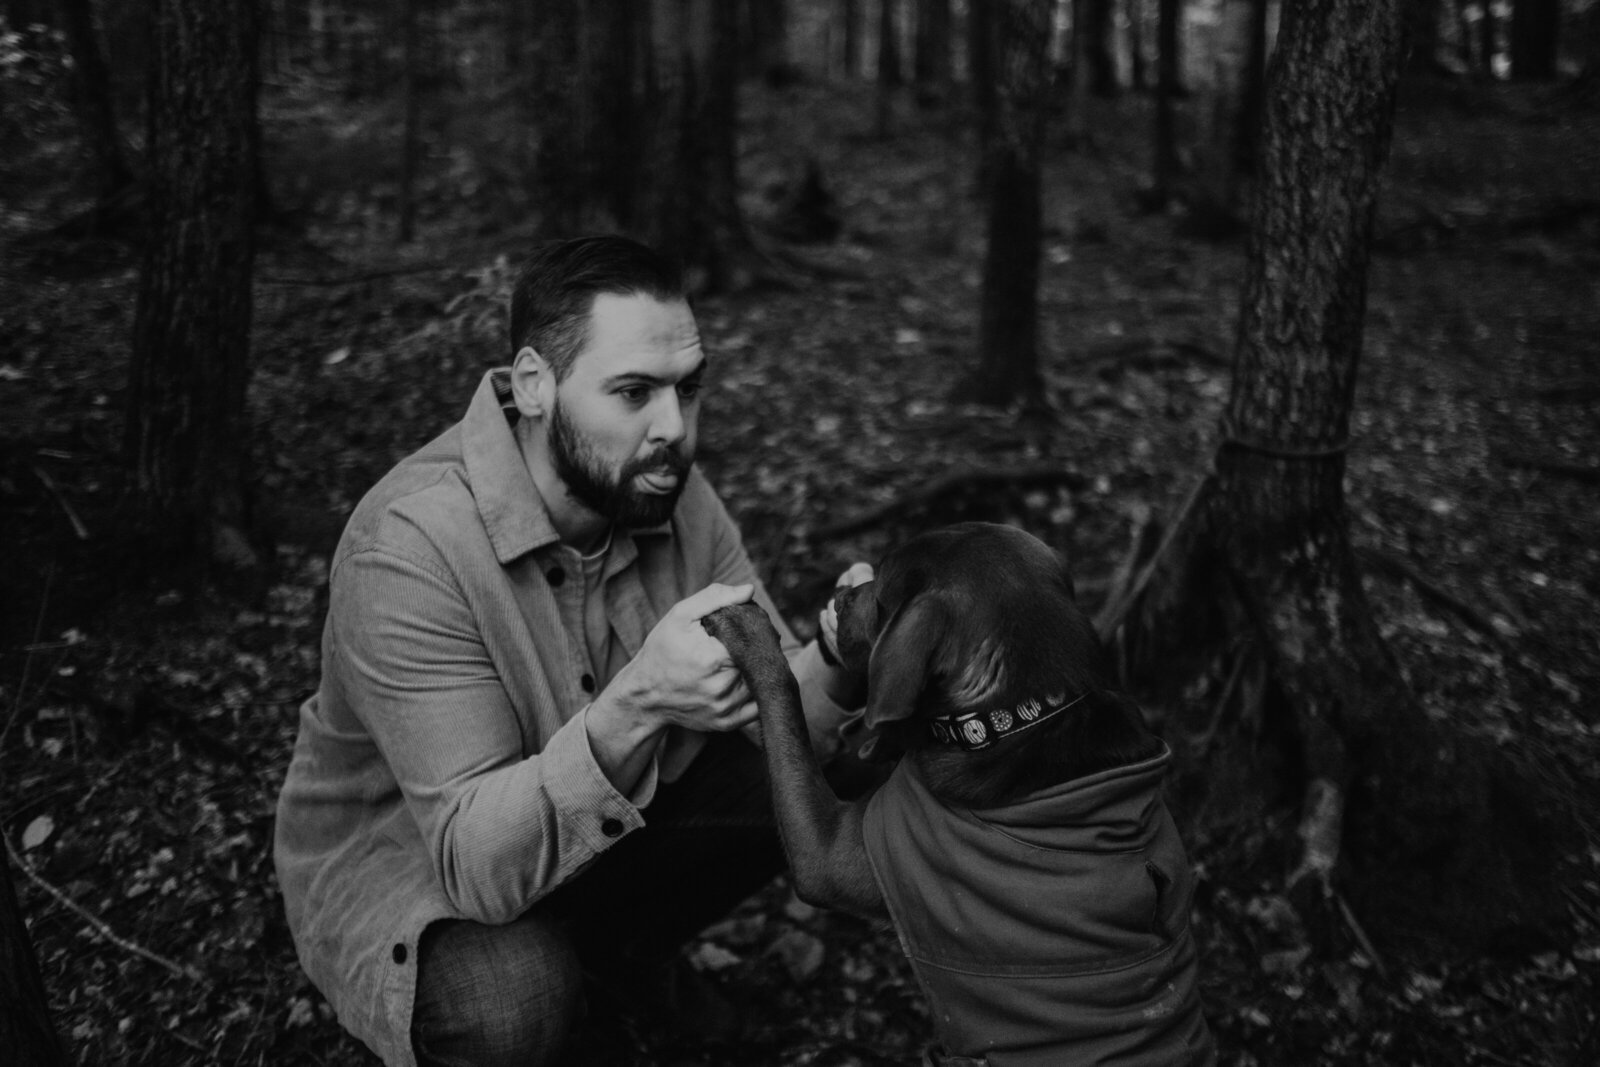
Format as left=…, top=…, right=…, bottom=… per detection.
left=677, top=380, right=702, bottom=399
left=618, top=386, right=650, bottom=404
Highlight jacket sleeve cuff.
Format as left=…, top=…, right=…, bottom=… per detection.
left=540, top=706, right=652, bottom=852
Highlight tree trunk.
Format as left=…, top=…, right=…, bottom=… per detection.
left=1127, top=0, right=1147, bottom=92
left=1509, top=0, right=1559, bottom=80
left=60, top=0, right=135, bottom=198
left=397, top=0, right=421, bottom=243
left=875, top=0, right=902, bottom=135
left=639, top=0, right=754, bottom=292
left=530, top=0, right=583, bottom=235
left=1116, top=0, right=1564, bottom=952
left=1405, top=0, right=1441, bottom=72
left=1083, top=0, right=1118, bottom=95
left=1232, top=0, right=1270, bottom=176
left=969, top=0, right=996, bottom=192
left=1479, top=0, right=1499, bottom=77
left=1148, top=0, right=1182, bottom=206
left=965, top=0, right=1052, bottom=407
left=0, top=855, right=67, bottom=1067
left=126, top=0, right=260, bottom=579
left=841, top=0, right=861, bottom=76
left=914, top=0, right=952, bottom=93
left=742, top=0, right=789, bottom=78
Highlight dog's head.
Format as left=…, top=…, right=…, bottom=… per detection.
left=835, top=522, right=1111, bottom=758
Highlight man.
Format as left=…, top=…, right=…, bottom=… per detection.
left=274, top=236, right=870, bottom=1066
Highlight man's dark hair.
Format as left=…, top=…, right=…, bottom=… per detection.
left=509, top=236, right=686, bottom=380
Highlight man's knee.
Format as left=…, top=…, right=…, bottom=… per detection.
left=412, top=911, right=585, bottom=1066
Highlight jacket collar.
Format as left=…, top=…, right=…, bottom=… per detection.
left=461, top=369, right=674, bottom=566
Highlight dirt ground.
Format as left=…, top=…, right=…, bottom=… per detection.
left=2, top=71, right=1598, bottom=1065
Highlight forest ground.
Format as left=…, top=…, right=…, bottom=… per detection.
left=1, top=70, right=1598, bottom=1066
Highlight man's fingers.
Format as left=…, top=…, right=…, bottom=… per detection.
left=836, top=562, right=874, bottom=590
left=674, top=582, right=755, bottom=621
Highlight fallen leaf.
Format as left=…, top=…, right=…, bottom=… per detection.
left=22, top=814, right=54, bottom=850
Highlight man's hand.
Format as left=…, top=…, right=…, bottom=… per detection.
left=586, top=584, right=758, bottom=793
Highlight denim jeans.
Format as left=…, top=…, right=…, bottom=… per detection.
left=410, top=732, right=785, bottom=1067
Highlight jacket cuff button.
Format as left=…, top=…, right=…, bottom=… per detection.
left=601, top=817, right=624, bottom=838
left=547, top=566, right=566, bottom=587
left=393, top=943, right=408, bottom=964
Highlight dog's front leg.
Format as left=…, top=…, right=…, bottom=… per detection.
left=702, top=604, right=884, bottom=918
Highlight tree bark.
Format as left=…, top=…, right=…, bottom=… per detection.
left=1127, top=0, right=1147, bottom=91
left=397, top=0, right=421, bottom=242
left=1117, top=0, right=1564, bottom=951
left=1509, top=0, right=1559, bottom=80
left=841, top=0, right=861, bottom=76
left=914, top=0, right=952, bottom=92
left=125, top=0, right=260, bottom=578
left=530, top=0, right=583, bottom=235
left=1405, top=0, right=1441, bottom=72
left=639, top=0, right=754, bottom=292
left=1082, top=0, right=1119, bottom=95
left=966, top=0, right=1052, bottom=407
left=60, top=0, right=135, bottom=198
left=1148, top=0, right=1182, bottom=205
left=969, top=0, right=997, bottom=192
left=1479, top=0, right=1499, bottom=77
left=0, top=855, right=67, bottom=1067
left=1232, top=0, right=1270, bottom=176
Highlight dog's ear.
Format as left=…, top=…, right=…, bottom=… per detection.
left=863, top=596, right=947, bottom=730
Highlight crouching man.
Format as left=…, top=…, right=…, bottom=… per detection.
left=274, top=235, right=868, bottom=1066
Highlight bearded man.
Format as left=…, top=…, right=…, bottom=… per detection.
left=273, top=236, right=870, bottom=1067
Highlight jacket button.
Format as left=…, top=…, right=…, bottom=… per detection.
left=547, top=566, right=566, bottom=587
left=393, top=943, right=408, bottom=964
left=601, top=818, right=624, bottom=838
left=580, top=673, right=595, bottom=693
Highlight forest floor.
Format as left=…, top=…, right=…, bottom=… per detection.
left=2, top=71, right=1599, bottom=1066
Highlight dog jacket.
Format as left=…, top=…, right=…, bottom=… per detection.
left=862, top=746, right=1215, bottom=1067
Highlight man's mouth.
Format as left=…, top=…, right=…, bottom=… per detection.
left=635, top=469, right=681, bottom=494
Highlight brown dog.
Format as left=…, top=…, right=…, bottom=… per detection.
left=704, top=522, right=1214, bottom=1066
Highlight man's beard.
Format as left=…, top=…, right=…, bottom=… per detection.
left=548, top=400, right=692, bottom=528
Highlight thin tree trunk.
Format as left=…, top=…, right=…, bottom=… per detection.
left=1127, top=0, right=1147, bottom=91
left=530, top=0, right=582, bottom=235
left=1149, top=0, right=1182, bottom=205
left=126, top=0, right=260, bottom=578
left=1509, top=0, right=1559, bottom=80
left=1479, top=0, right=1498, bottom=76
left=914, top=0, right=952, bottom=92
left=876, top=0, right=902, bottom=135
left=1233, top=0, right=1270, bottom=176
left=640, top=0, right=754, bottom=292
left=397, top=0, right=421, bottom=243
left=967, top=0, right=1052, bottom=407
left=60, top=0, right=135, bottom=198
left=1405, top=0, right=1441, bottom=72
left=842, top=0, right=861, bottom=76
left=0, top=856, right=67, bottom=1067
left=969, top=0, right=996, bottom=192
left=1083, top=0, right=1118, bottom=95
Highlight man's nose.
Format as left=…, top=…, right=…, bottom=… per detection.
left=649, top=392, right=686, bottom=446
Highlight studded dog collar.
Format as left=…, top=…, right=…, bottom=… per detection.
left=927, top=692, right=1089, bottom=751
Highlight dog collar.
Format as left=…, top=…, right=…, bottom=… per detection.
left=927, top=692, right=1088, bottom=751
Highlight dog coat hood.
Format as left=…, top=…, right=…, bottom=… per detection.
left=862, top=746, right=1215, bottom=1066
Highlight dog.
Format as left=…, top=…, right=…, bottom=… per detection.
left=704, top=522, right=1214, bottom=1066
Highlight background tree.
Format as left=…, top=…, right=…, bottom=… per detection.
left=124, top=0, right=261, bottom=578
left=1109, top=0, right=1564, bottom=949
left=639, top=0, right=755, bottom=291
left=60, top=0, right=133, bottom=201
left=1510, top=0, right=1560, bottom=79
left=396, top=0, right=423, bottom=242
left=1146, top=0, right=1184, bottom=207
left=964, top=0, right=1054, bottom=407
left=913, top=0, right=953, bottom=101
left=1406, top=0, right=1442, bottom=73
left=840, top=0, right=862, bottom=76
left=875, top=0, right=903, bottom=135
left=1082, top=0, right=1119, bottom=95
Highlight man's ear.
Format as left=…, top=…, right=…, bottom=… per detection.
left=862, top=597, right=947, bottom=730
left=510, top=345, right=555, bottom=420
